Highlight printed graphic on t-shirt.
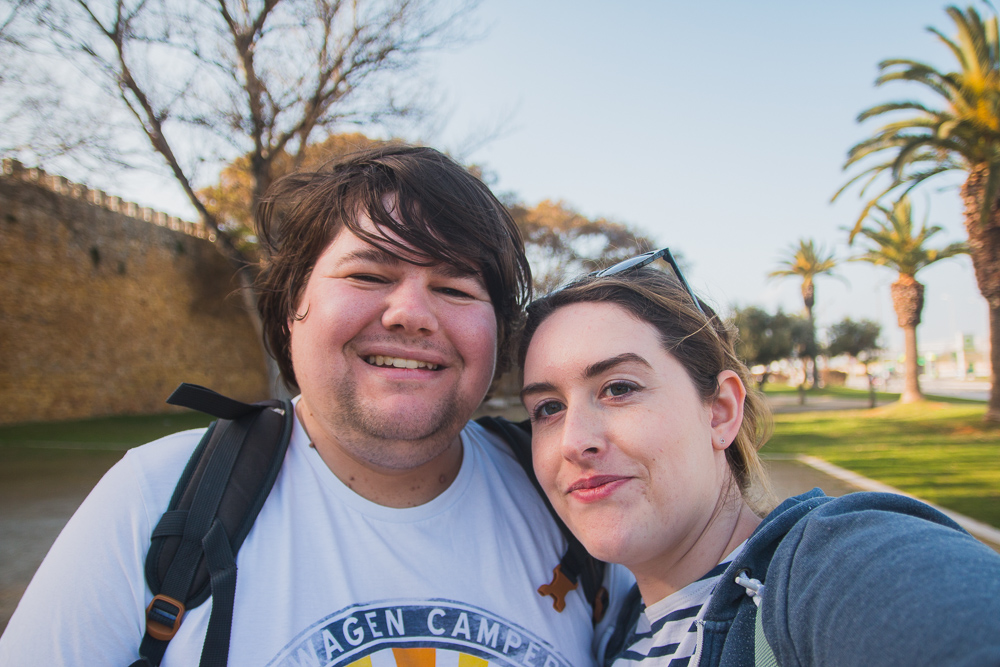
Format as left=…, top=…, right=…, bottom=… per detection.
left=268, top=599, right=572, bottom=667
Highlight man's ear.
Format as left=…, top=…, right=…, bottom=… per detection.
left=711, top=370, right=746, bottom=450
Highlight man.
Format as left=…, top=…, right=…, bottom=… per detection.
left=0, top=146, right=625, bottom=665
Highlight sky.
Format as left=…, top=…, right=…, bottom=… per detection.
left=64, top=0, right=989, bottom=359
left=422, top=0, right=987, bottom=359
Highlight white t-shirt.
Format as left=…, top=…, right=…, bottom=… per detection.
left=1, top=409, right=627, bottom=666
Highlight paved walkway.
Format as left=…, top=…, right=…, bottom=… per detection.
left=764, top=391, right=1000, bottom=551
left=766, top=393, right=873, bottom=413
left=763, top=455, right=1000, bottom=552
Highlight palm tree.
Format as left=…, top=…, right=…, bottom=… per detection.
left=836, top=5, right=1000, bottom=421
left=768, top=239, right=839, bottom=388
left=852, top=196, right=968, bottom=403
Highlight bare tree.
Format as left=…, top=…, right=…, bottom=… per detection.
left=1, top=1, right=140, bottom=166
left=7, top=0, right=479, bottom=391
left=198, top=132, right=394, bottom=251
left=21, top=0, right=477, bottom=269
left=508, top=199, right=660, bottom=295
left=0, top=1, right=29, bottom=65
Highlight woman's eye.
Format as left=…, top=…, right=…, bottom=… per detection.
left=604, top=381, right=638, bottom=398
left=532, top=400, right=565, bottom=420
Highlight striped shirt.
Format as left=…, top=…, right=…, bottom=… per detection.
left=612, top=542, right=746, bottom=666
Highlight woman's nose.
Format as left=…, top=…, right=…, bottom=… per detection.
left=559, top=404, right=606, bottom=460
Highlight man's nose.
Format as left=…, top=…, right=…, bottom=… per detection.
left=381, top=279, right=439, bottom=333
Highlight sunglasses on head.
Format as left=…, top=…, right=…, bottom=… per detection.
left=547, top=247, right=705, bottom=315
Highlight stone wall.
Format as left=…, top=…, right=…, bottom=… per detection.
left=0, top=160, right=269, bottom=425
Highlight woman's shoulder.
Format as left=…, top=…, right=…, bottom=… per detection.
left=776, top=490, right=968, bottom=539
left=759, top=491, right=1000, bottom=665
left=755, top=488, right=970, bottom=545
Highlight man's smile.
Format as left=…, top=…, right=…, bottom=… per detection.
left=365, top=355, right=442, bottom=370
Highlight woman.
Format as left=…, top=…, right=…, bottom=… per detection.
left=518, top=250, right=1000, bottom=666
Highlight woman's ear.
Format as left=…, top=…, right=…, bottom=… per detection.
left=711, top=370, right=746, bottom=450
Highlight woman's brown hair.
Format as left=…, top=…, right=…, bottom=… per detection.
left=519, top=268, right=774, bottom=509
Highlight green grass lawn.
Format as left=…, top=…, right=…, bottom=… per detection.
left=0, top=411, right=213, bottom=450
left=3, top=390, right=998, bottom=529
left=0, top=411, right=216, bottom=494
left=764, top=392, right=1000, bottom=528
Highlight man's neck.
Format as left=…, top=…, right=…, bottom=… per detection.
left=296, top=402, right=466, bottom=508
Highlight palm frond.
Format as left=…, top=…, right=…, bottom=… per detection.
left=876, top=62, right=962, bottom=101
left=857, top=100, right=943, bottom=122
left=847, top=180, right=902, bottom=243
left=852, top=193, right=969, bottom=275
left=831, top=159, right=895, bottom=201
left=930, top=14, right=971, bottom=71
left=841, top=3, right=1000, bottom=234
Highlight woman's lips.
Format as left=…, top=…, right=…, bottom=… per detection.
left=567, top=475, right=630, bottom=503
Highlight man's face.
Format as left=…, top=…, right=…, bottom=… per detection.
left=288, top=213, right=498, bottom=471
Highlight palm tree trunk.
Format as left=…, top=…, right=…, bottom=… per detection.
left=960, top=167, right=1000, bottom=421
left=988, top=305, right=1000, bottom=421
left=901, top=325, right=923, bottom=403
left=804, top=301, right=819, bottom=389
left=864, top=360, right=876, bottom=408
left=890, top=276, right=924, bottom=404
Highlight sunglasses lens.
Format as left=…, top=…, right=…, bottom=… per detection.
left=545, top=247, right=704, bottom=316
left=595, top=251, right=658, bottom=278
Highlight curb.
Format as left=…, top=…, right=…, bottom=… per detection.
left=797, top=455, right=1000, bottom=548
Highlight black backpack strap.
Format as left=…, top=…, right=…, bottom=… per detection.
left=475, top=416, right=609, bottom=625
left=134, top=384, right=293, bottom=667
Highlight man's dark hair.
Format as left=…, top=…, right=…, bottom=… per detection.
left=255, top=144, right=532, bottom=390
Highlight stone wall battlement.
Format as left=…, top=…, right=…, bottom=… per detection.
left=2, top=159, right=214, bottom=242
left=0, top=162, right=268, bottom=425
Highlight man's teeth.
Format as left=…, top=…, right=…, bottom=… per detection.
left=366, top=355, right=439, bottom=370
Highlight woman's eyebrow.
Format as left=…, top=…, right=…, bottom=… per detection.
left=520, top=381, right=556, bottom=403
left=520, top=353, right=651, bottom=402
left=584, top=353, right=651, bottom=378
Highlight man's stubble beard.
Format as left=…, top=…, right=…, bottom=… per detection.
left=331, top=374, right=470, bottom=470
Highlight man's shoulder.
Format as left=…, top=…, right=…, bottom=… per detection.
left=463, top=417, right=532, bottom=471
left=128, top=427, right=208, bottom=467
left=103, top=429, right=211, bottom=514
left=466, top=415, right=530, bottom=450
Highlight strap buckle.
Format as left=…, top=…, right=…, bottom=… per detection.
left=145, top=594, right=186, bottom=641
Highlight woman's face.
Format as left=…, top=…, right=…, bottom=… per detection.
left=521, top=301, right=737, bottom=573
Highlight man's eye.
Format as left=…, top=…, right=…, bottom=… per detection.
left=437, top=287, right=474, bottom=299
left=351, top=274, right=388, bottom=284
left=532, top=400, right=565, bottom=421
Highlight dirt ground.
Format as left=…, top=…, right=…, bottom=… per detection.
left=0, top=447, right=126, bottom=634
